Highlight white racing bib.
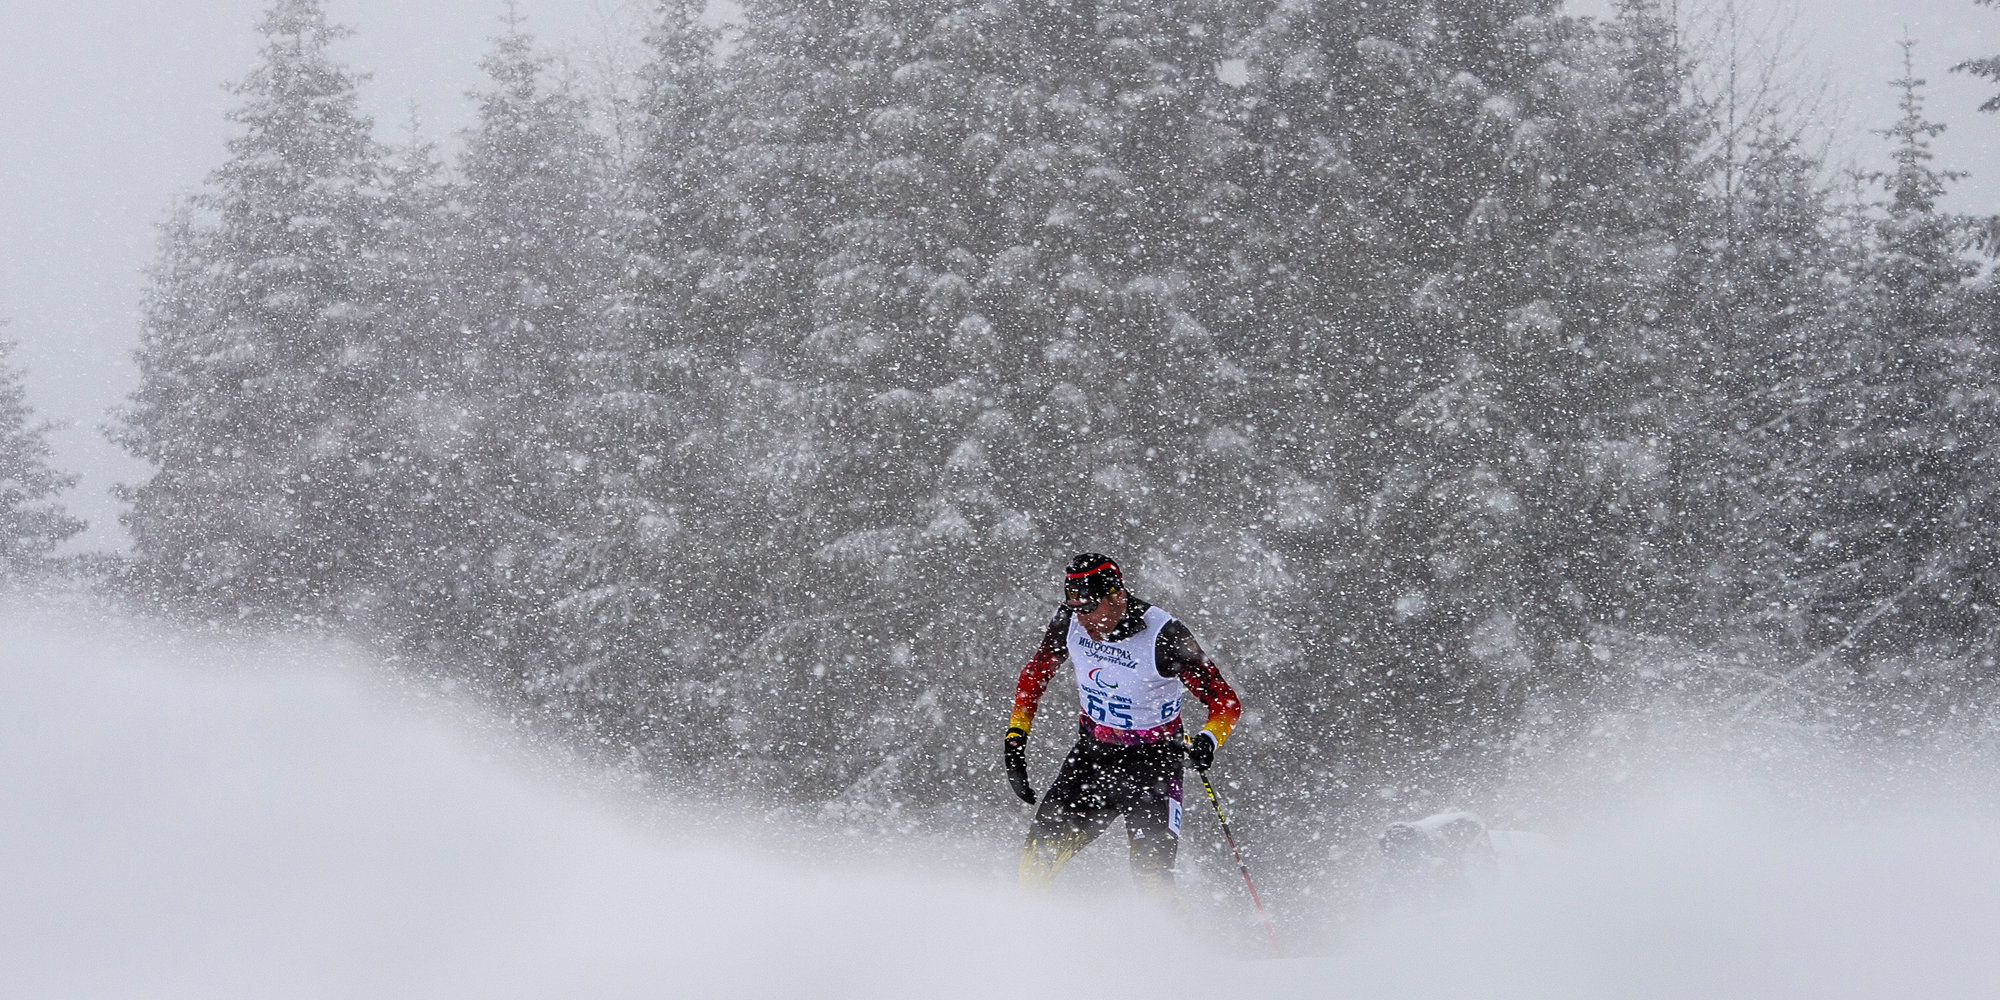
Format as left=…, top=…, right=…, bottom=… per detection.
left=1069, top=605, right=1184, bottom=741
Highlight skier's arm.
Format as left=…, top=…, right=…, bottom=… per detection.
left=1157, top=623, right=1243, bottom=747
left=1180, top=657, right=1243, bottom=746
left=1007, top=607, right=1071, bottom=739
left=1006, top=608, right=1070, bottom=805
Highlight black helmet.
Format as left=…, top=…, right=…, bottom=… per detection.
left=1063, top=553, right=1123, bottom=608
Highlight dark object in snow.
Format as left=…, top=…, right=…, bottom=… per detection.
left=1373, top=810, right=1552, bottom=914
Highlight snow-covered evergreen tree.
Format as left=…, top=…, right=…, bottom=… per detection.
left=1237, top=0, right=1690, bottom=757
left=538, top=0, right=735, bottom=764
left=1697, top=125, right=1848, bottom=633
left=1768, top=39, right=1988, bottom=657
left=1952, top=0, right=2000, bottom=113
left=353, top=116, right=467, bottom=635
left=0, top=332, right=85, bottom=571
left=441, top=11, right=617, bottom=674
left=118, top=0, right=393, bottom=617
left=1953, top=0, right=2000, bottom=253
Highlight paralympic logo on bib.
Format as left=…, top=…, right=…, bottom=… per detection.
left=1087, top=666, right=1119, bottom=690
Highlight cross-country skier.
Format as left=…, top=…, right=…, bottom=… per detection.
left=1004, top=553, right=1242, bottom=894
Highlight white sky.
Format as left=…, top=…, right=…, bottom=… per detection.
left=1, top=0, right=1996, bottom=552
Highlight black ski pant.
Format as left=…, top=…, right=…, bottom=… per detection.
left=1019, top=729, right=1183, bottom=894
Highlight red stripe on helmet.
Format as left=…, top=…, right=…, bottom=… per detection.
left=1065, top=561, right=1119, bottom=579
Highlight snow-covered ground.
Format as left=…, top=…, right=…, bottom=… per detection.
left=6, top=601, right=2000, bottom=998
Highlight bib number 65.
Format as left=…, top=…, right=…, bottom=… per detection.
left=1085, top=691, right=1135, bottom=728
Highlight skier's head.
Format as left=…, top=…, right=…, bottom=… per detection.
left=1063, top=553, right=1123, bottom=612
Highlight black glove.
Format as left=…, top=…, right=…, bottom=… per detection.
left=1187, top=730, right=1218, bottom=772
left=1005, top=728, right=1036, bottom=804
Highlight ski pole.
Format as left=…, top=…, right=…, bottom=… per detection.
left=1192, top=755, right=1282, bottom=957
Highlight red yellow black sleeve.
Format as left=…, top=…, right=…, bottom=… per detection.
left=1180, top=657, right=1242, bottom=746
left=1008, top=610, right=1070, bottom=737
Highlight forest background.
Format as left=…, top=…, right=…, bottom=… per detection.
left=6, top=0, right=2000, bottom=928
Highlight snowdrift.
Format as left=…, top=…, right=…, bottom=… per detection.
left=6, top=601, right=2000, bottom=998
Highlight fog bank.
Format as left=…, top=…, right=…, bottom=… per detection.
left=6, top=602, right=2000, bottom=998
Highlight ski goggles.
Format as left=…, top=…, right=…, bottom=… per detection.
left=1064, top=581, right=1120, bottom=613
left=1064, top=592, right=1108, bottom=613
